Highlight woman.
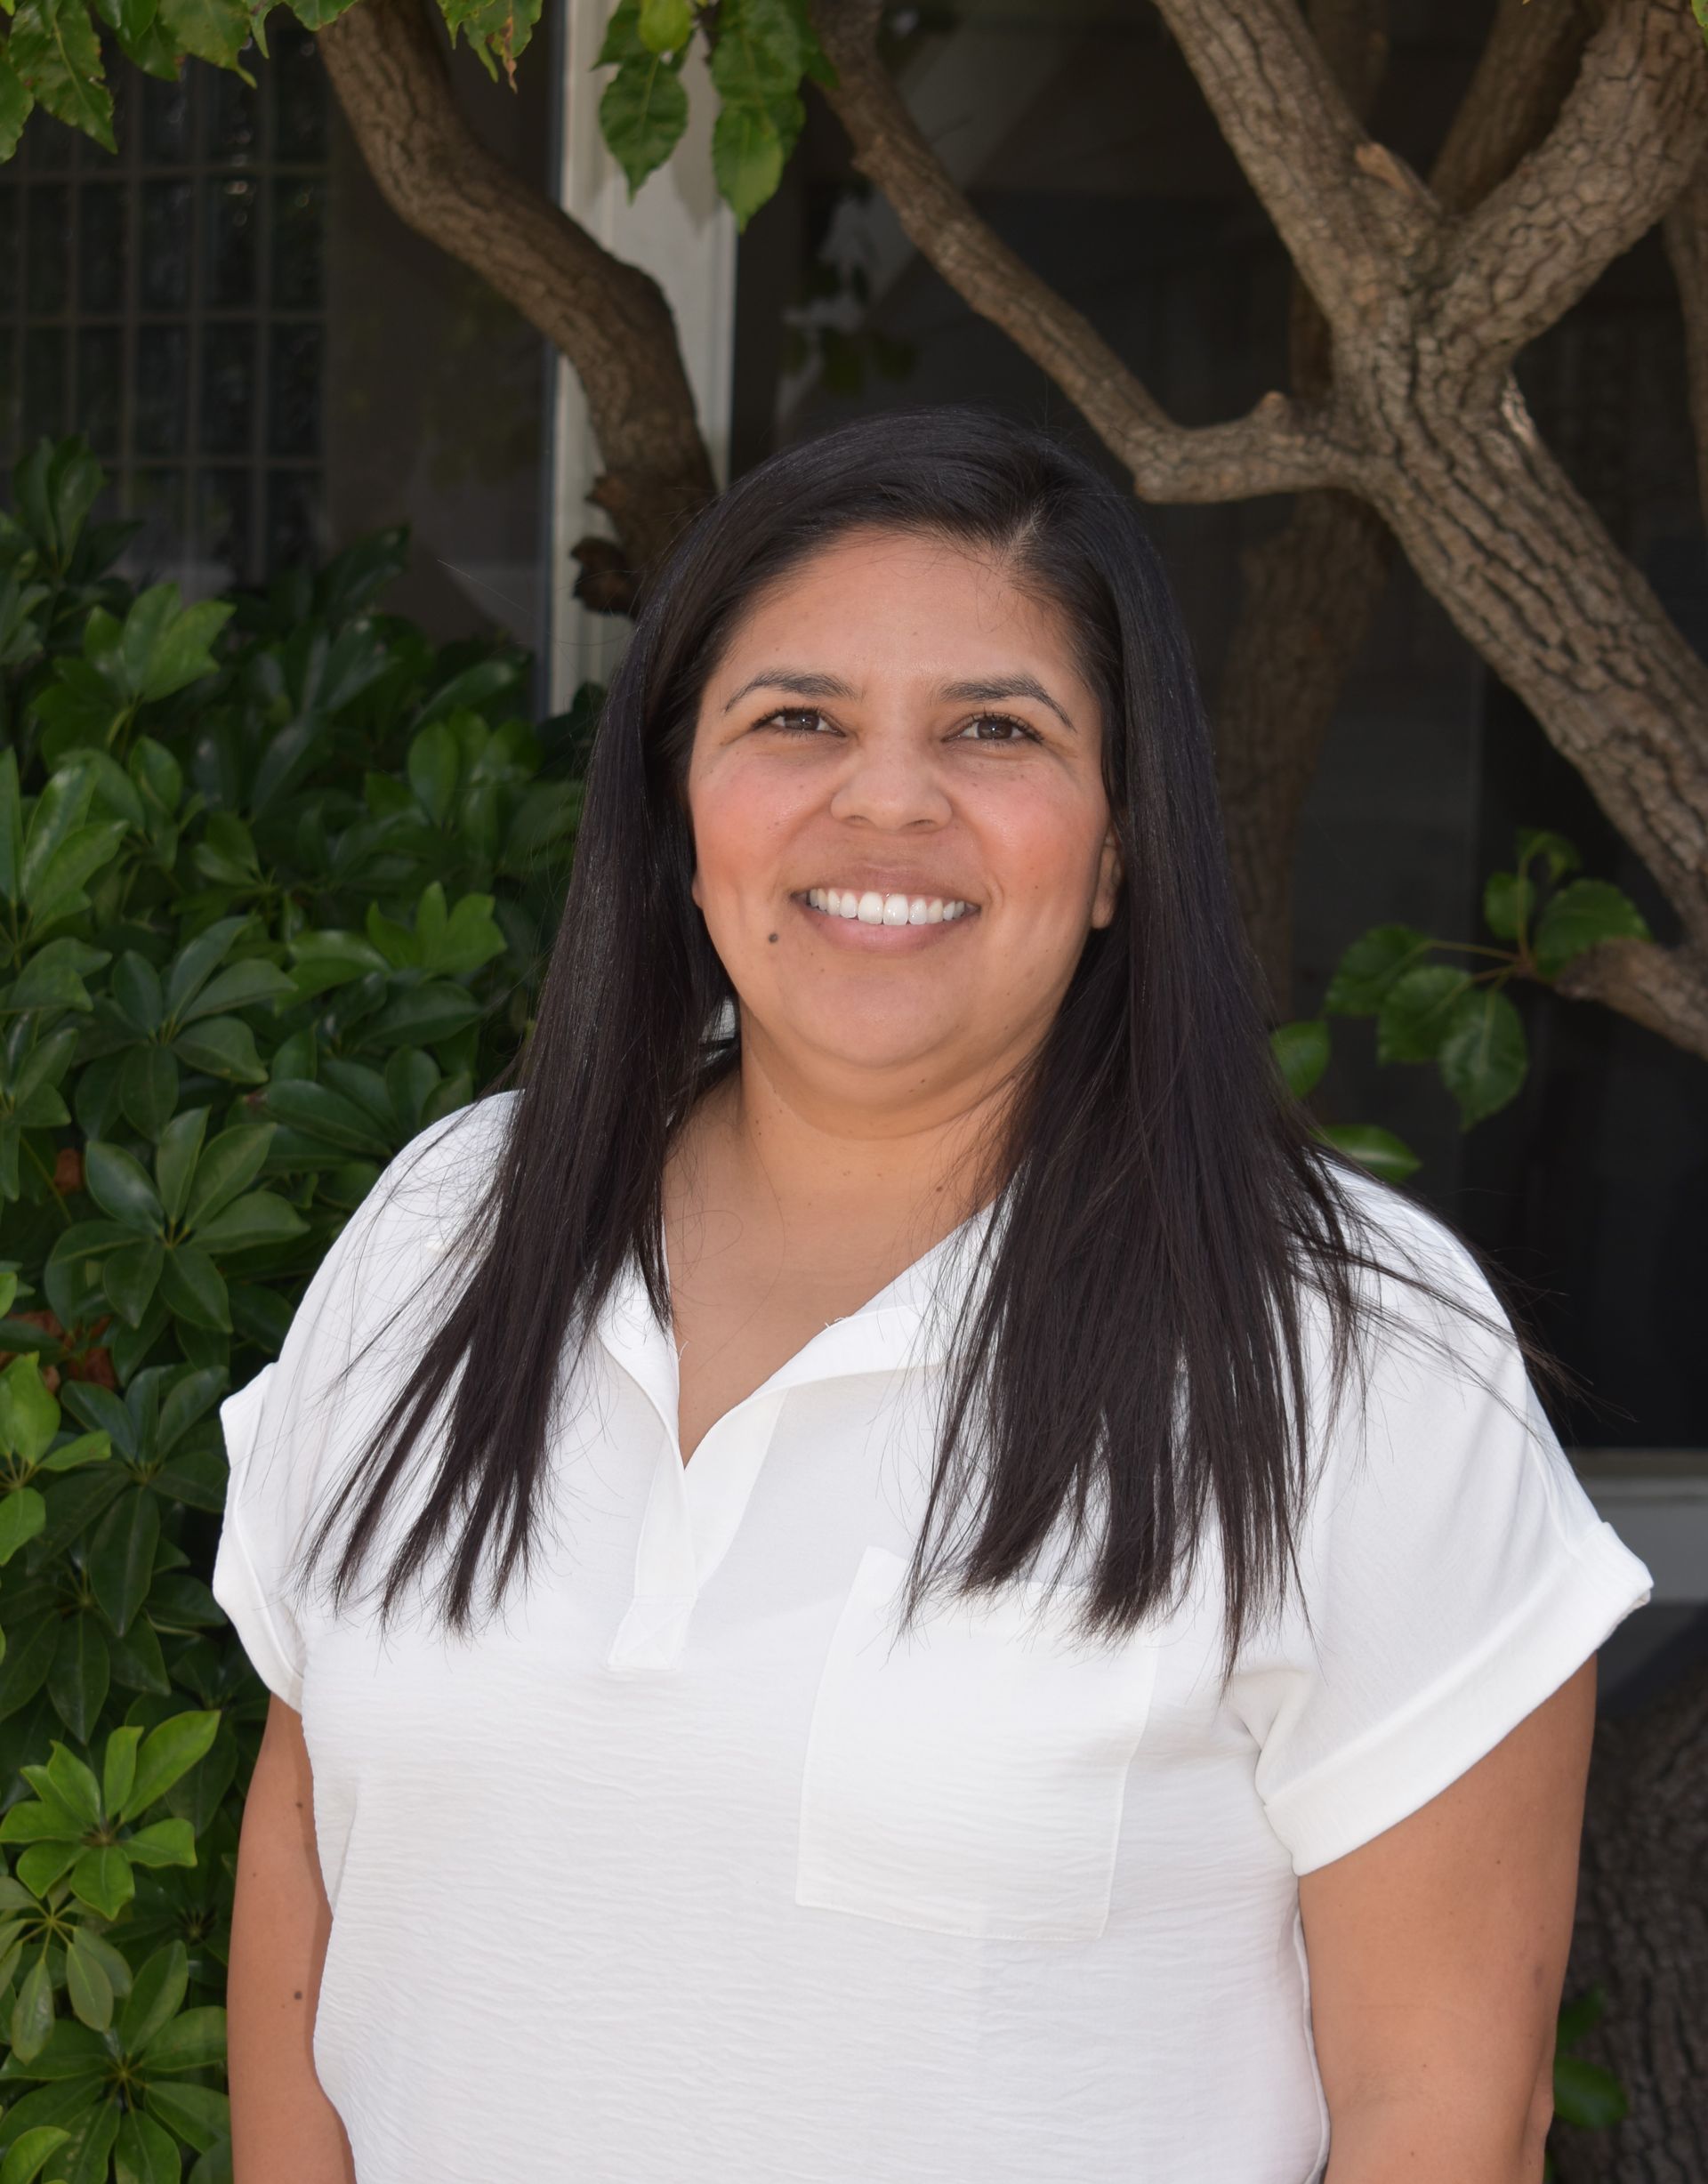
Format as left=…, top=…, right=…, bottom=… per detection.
left=217, top=405, right=1651, bottom=2184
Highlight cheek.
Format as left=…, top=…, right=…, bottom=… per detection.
left=980, top=781, right=1109, bottom=920
left=687, top=759, right=804, bottom=905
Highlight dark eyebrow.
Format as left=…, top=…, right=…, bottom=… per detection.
left=721, top=669, right=859, bottom=713
left=721, top=667, right=1076, bottom=730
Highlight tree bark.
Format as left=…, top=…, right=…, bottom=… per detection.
left=318, top=0, right=715, bottom=609
left=1552, top=1658, right=1708, bottom=2181
left=815, top=0, right=1708, bottom=1057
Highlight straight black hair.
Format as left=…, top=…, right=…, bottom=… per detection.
left=294, top=401, right=1580, bottom=1671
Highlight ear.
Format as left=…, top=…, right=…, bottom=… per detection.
left=1091, top=826, right=1124, bottom=930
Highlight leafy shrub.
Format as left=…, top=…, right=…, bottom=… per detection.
left=0, top=435, right=589, bottom=2179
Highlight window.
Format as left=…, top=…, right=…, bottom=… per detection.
left=0, top=28, right=328, bottom=591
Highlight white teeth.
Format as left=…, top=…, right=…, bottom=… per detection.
left=803, top=887, right=974, bottom=925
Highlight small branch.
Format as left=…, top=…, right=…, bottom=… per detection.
left=318, top=0, right=715, bottom=597
left=1148, top=0, right=1439, bottom=331
left=1664, top=150, right=1708, bottom=534
left=1429, top=0, right=1593, bottom=216
left=1552, top=936, right=1708, bottom=1061
left=808, top=0, right=1344, bottom=503
left=1433, top=0, right=1708, bottom=383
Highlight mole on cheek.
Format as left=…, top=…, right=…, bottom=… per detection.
left=768, top=932, right=778, bottom=943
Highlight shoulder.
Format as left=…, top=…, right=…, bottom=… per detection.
left=288, top=1092, right=520, bottom=1336
left=1307, top=1152, right=1508, bottom=1349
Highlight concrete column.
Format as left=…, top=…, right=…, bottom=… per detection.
left=545, top=0, right=737, bottom=713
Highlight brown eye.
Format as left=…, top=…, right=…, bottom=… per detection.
left=957, top=713, right=1039, bottom=745
left=758, top=708, right=832, bottom=734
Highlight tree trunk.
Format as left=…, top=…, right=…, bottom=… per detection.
left=1553, top=1657, right=1708, bottom=2180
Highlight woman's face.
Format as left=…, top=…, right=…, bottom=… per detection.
left=687, top=528, right=1122, bottom=1103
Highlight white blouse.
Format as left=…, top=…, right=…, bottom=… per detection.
left=212, top=1093, right=1652, bottom=2184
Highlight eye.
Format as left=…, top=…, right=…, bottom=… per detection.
left=955, top=712, right=1042, bottom=745
left=753, top=706, right=834, bottom=735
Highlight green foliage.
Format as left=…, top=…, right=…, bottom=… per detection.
left=0, top=436, right=589, bottom=2177
left=1543, top=1987, right=1629, bottom=2175
left=1271, top=826, right=1651, bottom=1178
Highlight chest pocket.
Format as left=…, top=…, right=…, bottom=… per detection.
left=795, top=1543, right=1159, bottom=1942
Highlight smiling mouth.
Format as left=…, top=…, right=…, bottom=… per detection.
left=800, top=886, right=978, bottom=927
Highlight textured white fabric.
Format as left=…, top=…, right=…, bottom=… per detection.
left=212, top=1093, right=1652, bottom=2183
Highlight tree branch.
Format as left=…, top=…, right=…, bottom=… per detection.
left=1430, top=0, right=1594, bottom=216
left=807, top=0, right=1341, bottom=503
left=318, top=0, right=715, bottom=600
left=1554, top=936, right=1708, bottom=1060
left=1147, top=0, right=1439, bottom=331
left=1432, top=0, right=1708, bottom=383
left=1664, top=149, right=1708, bottom=533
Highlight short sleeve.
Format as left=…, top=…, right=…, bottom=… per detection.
left=1230, top=1184, right=1653, bottom=1876
left=211, top=1095, right=516, bottom=1712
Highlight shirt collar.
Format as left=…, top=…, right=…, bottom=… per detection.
left=592, top=1196, right=1003, bottom=1430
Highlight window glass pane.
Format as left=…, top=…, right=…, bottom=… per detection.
left=203, top=69, right=259, bottom=166
left=22, top=327, right=68, bottom=441
left=270, top=176, right=324, bottom=310
left=196, top=468, right=251, bottom=584
left=134, top=324, right=188, bottom=455
left=26, top=187, right=70, bottom=316
left=0, top=195, right=17, bottom=317
left=141, top=73, right=193, bottom=165
left=265, top=468, right=321, bottom=573
left=125, top=468, right=187, bottom=577
left=205, top=175, right=258, bottom=308
left=267, top=323, right=321, bottom=456
left=77, top=327, right=123, bottom=458
left=0, top=332, right=18, bottom=461
left=27, top=117, right=78, bottom=173
left=140, top=181, right=193, bottom=310
left=272, top=28, right=326, bottom=163
left=79, top=183, right=127, bottom=315
left=201, top=321, right=254, bottom=455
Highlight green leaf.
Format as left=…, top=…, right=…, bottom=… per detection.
left=158, top=1246, right=230, bottom=1333
left=64, top=1930, right=113, bottom=2033
left=46, top=1613, right=109, bottom=1742
left=120, top=1709, right=220, bottom=1819
left=2, top=936, right=109, bottom=1014
left=154, top=1108, right=209, bottom=1224
left=1374, top=963, right=1470, bottom=1064
left=162, top=916, right=246, bottom=1020
left=1533, top=878, right=1650, bottom=980
left=0, top=2124, right=74, bottom=2184
left=43, top=1742, right=101, bottom=1828
left=86, top=1485, right=160, bottom=1636
left=710, top=98, right=785, bottom=225
left=1270, top=1017, right=1328, bottom=1100
left=188, top=1189, right=307, bottom=1254
left=0, top=57, right=36, bottom=163
left=637, top=0, right=691, bottom=52
left=142, top=2082, right=227, bottom=2155
left=103, top=1721, right=141, bottom=1815
left=181, top=1122, right=272, bottom=1229
left=155, top=0, right=248, bottom=65
left=68, top=1842, right=133, bottom=1920
left=138, top=2003, right=225, bottom=2075
left=0, top=746, right=23, bottom=904
left=118, top=1817, right=195, bottom=1867
left=10, top=1950, right=55, bottom=2062
left=260, top=1079, right=394, bottom=1157
left=1553, top=2051, right=1628, bottom=2132
left=117, top=1943, right=188, bottom=2056
left=127, top=591, right=233, bottom=705
left=1514, top=826, right=1581, bottom=886
left=0, top=1616, right=60, bottom=1722
left=1323, top=923, right=1431, bottom=1017
left=171, top=1015, right=265, bottom=1084
left=405, top=718, right=461, bottom=823
left=174, top=956, right=294, bottom=1025
left=6, top=0, right=115, bottom=151
left=102, top=1235, right=165, bottom=1327
left=0, top=1792, right=81, bottom=1844
left=84, top=1141, right=165, bottom=1233
left=0, top=1486, right=47, bottom=1563
left=115, top=2107, right=181, bottom=2184
left=0, top=1352, right=60, bottom=1464
left=119, top=1044, right=180, bottom=1140
left=600, top=47, right=689, bottom=197
left=1437, top=985, right=1527, bottom=1128
left=1481, top=870, right=1533, bottom=943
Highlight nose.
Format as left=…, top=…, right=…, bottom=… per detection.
left=826, top=722, right=953, bottom=830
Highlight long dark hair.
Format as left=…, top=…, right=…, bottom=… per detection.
left=294, top=401, right=1580, bottom=1668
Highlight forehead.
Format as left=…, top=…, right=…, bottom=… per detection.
left=709, top=530, right=1091, bottom=685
